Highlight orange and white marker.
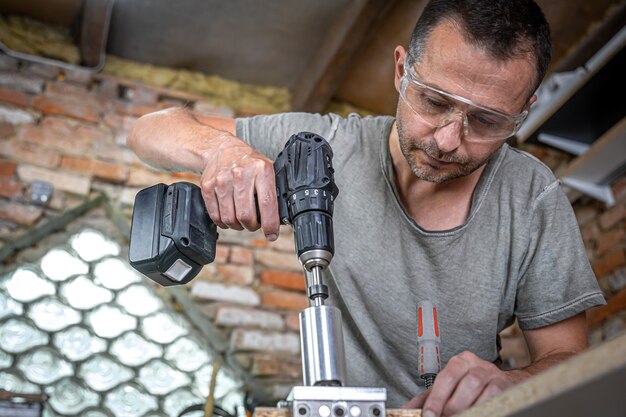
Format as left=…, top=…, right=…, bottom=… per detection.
left=417, top=300, right=440, bottom=389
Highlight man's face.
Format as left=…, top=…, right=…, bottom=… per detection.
left=393, top=21, right=536, bottom=183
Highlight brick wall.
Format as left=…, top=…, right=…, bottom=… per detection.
left=0, top=54, right=305, bottom=401
left=0, top=53, right=624, bottom=399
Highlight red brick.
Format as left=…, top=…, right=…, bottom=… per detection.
left=0, top=200, right=43, bottom=225
left=216, top=264, right=254, bottom=286
left=599, top=204, right=626, bottom=230
left=32, top=95, right=101, bottom=123
left=45, top=80, right=87, bottom=96
left=588, top=287, right=626, bottom=326
left=612, top=179, right=626, bottom=203
left=193, top=101, right=235, bottom=118
left=17, top=164, right=91, bottom=196
left=261, top=290, right=308, bottom=310
left=596, top=229, right=626, bottom=257
left=0, top=178, right=22, bottom=198
left=593, top=249, right=626, bottom=279
left=230, top=247, right=253, bottom=265
left=260, top=271, right=306, bottom=291
left=214, top=305, right=283, bottom=329
left=74, top=124, right=112, bottom=143
left=215, top=245, right=230, bottom=263
left=0, top=87, right=30, bottom=108
left=90, top=140, right=138, bottom=164
left=94, top=77, right=120, bottom=99
left=574, top=206, right=599, bottom=227
left=0, top=161, right=17, bottom=177
left=60, top=156, right=128, bottom=183
left=45, top=81, right=105, bottom=109
left=230, top=329, right=299, bottom=354
left=0, top=73, right=44, bottom=94
left=255, top=249, right=302, bottom=272
left=102, top=112, right=137, bottom=131
left=38, top=116, right=75, bottom=135
left=0, top=140, right=60, bottom=168
left=19, top=124, right=91, bottom=155
left=63, top=68, right=93, bottom=85
left=266, top=231, right=297, bottom=253
left=285, top=313, right=300, bottom=331
left=0, top=122, right=15, bottom=139
left=252, top=353, right=301, bottom=378
left=20, top=62, right=60, bottom=79
left=123, top=86, right=159, bottom=104
left=127, top=166, right=177, bottom=187
left=250, top=239, right=268, bottom=248
left=171, top=171, right=201, bottom=184
left=581, top=223, right=600, bottom=247
left=114, top=100, right=164, bottom=117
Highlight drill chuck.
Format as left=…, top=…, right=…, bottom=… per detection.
left=274, top=132, right=339, bottom=263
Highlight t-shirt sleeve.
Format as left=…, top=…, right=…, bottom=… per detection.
left=515, top=181, right=606, bottom=330
left=236, top=112, right=342, bottom=159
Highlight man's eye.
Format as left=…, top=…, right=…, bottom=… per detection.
left=420, top=95, right=449, bottom=112
left=469, top=112, right=499, bottom=128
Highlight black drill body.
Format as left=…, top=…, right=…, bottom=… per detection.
left=129, top=132, right=338, bottom=290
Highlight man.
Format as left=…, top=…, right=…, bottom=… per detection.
left=128, top=1, right=605, bottom=415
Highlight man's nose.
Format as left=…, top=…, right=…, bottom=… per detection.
left=433, top=112, right=466, bottom=153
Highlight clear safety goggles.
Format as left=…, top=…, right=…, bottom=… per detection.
left=400, top=58, right=528, bottom=141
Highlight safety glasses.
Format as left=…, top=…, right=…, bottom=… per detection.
left=400, top=58, right=528, bottom=141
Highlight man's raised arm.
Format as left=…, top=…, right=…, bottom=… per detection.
left=127, top=107, right=280, bottom=239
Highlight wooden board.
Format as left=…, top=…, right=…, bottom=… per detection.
left=255, top=332, right=626, bottom=417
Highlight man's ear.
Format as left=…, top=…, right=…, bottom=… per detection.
left=394, top=46, right=407, bottom=92
left=528, top=94, right=538, bottom=107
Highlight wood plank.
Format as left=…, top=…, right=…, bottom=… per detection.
left=552, top=1, right=626, bottom=73
left=291, top=0, right=396, bottom=113
left=455, top=332, right=626, bottom=417
left=254, top=407, right=422, bottom=417
left=79, top=0, right=114, bottom=69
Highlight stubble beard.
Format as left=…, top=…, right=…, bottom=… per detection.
left=396, top=114, right=493, bottom=183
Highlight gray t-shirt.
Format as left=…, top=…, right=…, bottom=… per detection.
left=236, top=112, right=605, bottom=407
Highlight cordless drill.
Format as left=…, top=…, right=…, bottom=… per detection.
left=128, top=131, right=338, bottom=291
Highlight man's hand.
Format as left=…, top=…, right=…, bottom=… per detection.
left=402, top=351, right=519, bottom=417
left=199, top=133, right=280, bottom=239
left=402, top=314, right=589, bottom=416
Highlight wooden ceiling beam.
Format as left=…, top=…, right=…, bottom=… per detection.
left=291, top=0, right=396, bottom=113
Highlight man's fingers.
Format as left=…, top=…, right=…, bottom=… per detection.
left=232, top=166, right=260, bottom=231
left=201, top=176, right=226, bottom=229
left=215, top=172, right=244, bottom=230
left=474, top=381, right=506, bottom=406
left=255, top=163, right=280, bottom=240
left=441, top=368, right=489, bottom=416
left=422, top=355, right=469, bottom=417
left=401, top=390, right=429, bottom=409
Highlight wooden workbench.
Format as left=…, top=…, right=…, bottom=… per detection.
left=255, top=332, right=626, bottom=417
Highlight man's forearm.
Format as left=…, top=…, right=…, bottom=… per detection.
left=506, top=351, right=579, bottom=384
left=127, top=107, right=233, bottom=173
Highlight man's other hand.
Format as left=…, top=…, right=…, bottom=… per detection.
left=402, top=351, right=515, bottom=417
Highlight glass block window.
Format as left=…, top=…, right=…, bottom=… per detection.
left=0, top=229, right=244, bottom=417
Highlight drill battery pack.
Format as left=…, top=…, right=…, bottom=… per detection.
left=128, top=182, right=218, bottom=286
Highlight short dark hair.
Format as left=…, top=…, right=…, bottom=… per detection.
left=408, top=0, right=552, bottom=93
